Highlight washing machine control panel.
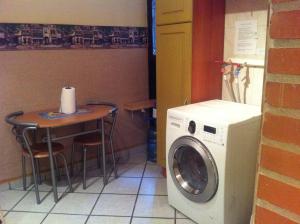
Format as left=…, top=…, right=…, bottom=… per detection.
left=202, top=124, right=225, bottom=145
left=186, top=119, right=225, bottom=145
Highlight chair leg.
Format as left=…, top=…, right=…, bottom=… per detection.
left=83, top=148, right=87, bottom=190
left=54, top=156, right=61, bottom=182
left=30, top=156, right=40, bottom=204
left=22, top=155, right=27, bottom=190
left=57, top=153, right=73, bottom=193
left=97, top=145, right=101, bottom=169
left=102, top=144, right=107, bottom=185
left=110, top=139, right=118, bottom=178
left=81, top=145, right=84, bottom=172
left=70, top=143, right=75, bottom=177
left=35, top=159, right=42, bottom=185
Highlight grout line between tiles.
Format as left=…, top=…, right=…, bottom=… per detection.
left=109, top=176, right=143, bottom=179
left=87, top=214, right=175, bottom=219
left=132, top=216, right=175, bottom=219
left=4, top=210, right=47, bottom=214
left=129, top=161, right=147, bottom=224
left=38, top=170, right=97, bottom=224
left=4, top=187, right=33, bottom=217
left=39, top=190, right=72, bottom=223
left=44, top=212, right=90, bottom=216
left=83, top=167, right=114, bottom=224
left=81, top=214, right=130, bottom=218
left=174, top=209, right=176, bottom=224
left=102, top=192, right=168, bottom=196
left=3, top=158, right=171, bottom=223
left=27, top=180, right=166, bottom=195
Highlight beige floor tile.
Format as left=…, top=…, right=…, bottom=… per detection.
left=114, top=163, right=145, bottom=177
left=134, top=195, right=174, bottom=218
left=4, top=211, right=46, bottom=224
left=176, top=219, right=196, bottom=224
left=73, top=177, right=104, bottom=194
left=0, top=190, right=27, bottom=210
left=43, top=214, right=87, bottom=224
left=176, top=210, right=188, bottom=219
left=139, top=178, right=167, bottom=195
left=92, top=194, right=136, bottom=216
left=51, top=193, right=97, bottom=215
left=144, top=164, right=164, bottom=178
left=131, top=217, right=174, bottom=224
left=87, top=216, right=130, bottom=224
left=13, top=191, right=56, bottom=213
left=102, top=177, right=141, bottom=194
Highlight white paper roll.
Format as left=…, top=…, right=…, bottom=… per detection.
left=60, top=86, right=76, bottom=114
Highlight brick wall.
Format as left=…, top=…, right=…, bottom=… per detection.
left=253, top=0, right=300, bottom=223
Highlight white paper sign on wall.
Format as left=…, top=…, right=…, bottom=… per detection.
left=234, top=20, right=258, bottom=55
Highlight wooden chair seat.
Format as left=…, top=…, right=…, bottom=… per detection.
left=73, top=133, right=107, bottom=146
left=22, top=142, right=64, bottom=159
left=70, top=102, right=118, bottom=189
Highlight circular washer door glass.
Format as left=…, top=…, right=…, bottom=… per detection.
left=168, top=136, right=218, bottom=202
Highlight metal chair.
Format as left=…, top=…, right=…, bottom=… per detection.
left=70, top=102, right=118, bottom=189
left=5, top=111, right=73, bottom=204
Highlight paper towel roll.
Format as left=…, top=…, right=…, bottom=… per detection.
left=60, top=86, right=76, bottom=114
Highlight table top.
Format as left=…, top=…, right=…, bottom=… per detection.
left=124, top=99, right=156, bottom=111
left=16, top=105, right=112, bottom=128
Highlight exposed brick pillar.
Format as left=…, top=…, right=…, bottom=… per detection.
left=253, top=0, right=300, bottom=223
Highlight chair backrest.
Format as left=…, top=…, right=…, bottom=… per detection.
left=87, top=101, right=118, bottom=114
left=5, top=111, right=38, bottom=154
left=86, top=101, right=118, bottom=140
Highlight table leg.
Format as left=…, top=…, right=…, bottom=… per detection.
left=101, top=118, right=107, bottom=185
left=46, top=128, right=58, bottom=202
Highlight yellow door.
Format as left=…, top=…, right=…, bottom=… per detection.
left=157, top=0, right=193, bottom=25
left=156, top=23, right=192, bottom=167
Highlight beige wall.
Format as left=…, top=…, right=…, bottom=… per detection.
left=0, top=0, right=148, bottom=183
left=223, top=0, right=268, bottom=106
left=0, top=0, right=147, bottom=27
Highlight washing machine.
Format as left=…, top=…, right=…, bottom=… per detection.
left=166, top=100, right=261, bottom=224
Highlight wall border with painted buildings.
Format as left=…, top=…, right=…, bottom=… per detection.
left=0, top=23, right=148, bottom=50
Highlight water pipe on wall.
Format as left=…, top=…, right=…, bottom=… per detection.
left=221, top=61, right=236, bottom=102
left=233, top=64, right=242, bottom=103
left=216, top=60, right=265, bottom=69
left=217, top=60, right=264, bottom=104
left=241, top=63, right=251, bottom=104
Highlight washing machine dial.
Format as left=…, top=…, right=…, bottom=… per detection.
left=188, top=120, right=196, bottom=134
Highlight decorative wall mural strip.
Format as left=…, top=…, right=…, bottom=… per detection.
left=0, top=23, right=148, bottom=50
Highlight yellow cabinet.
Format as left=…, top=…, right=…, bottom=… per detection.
left=157, top=0, right=193, bottom=25
left=156, top=23, right=192, bottom=167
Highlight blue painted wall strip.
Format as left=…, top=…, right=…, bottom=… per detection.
left=0, top=23, right=148, bottom=50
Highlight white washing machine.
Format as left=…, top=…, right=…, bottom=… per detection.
left=166, top=100, right=261, bottom=224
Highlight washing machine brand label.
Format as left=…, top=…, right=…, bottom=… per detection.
left=171, top=122, right=181, bottom=128
left=168, top=115, right=183, bottom=128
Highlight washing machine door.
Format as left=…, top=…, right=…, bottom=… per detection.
left=168, top=136, right=218, bottom=203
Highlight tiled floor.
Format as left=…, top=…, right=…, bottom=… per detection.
left=0, top=149, right=195, bottom=224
